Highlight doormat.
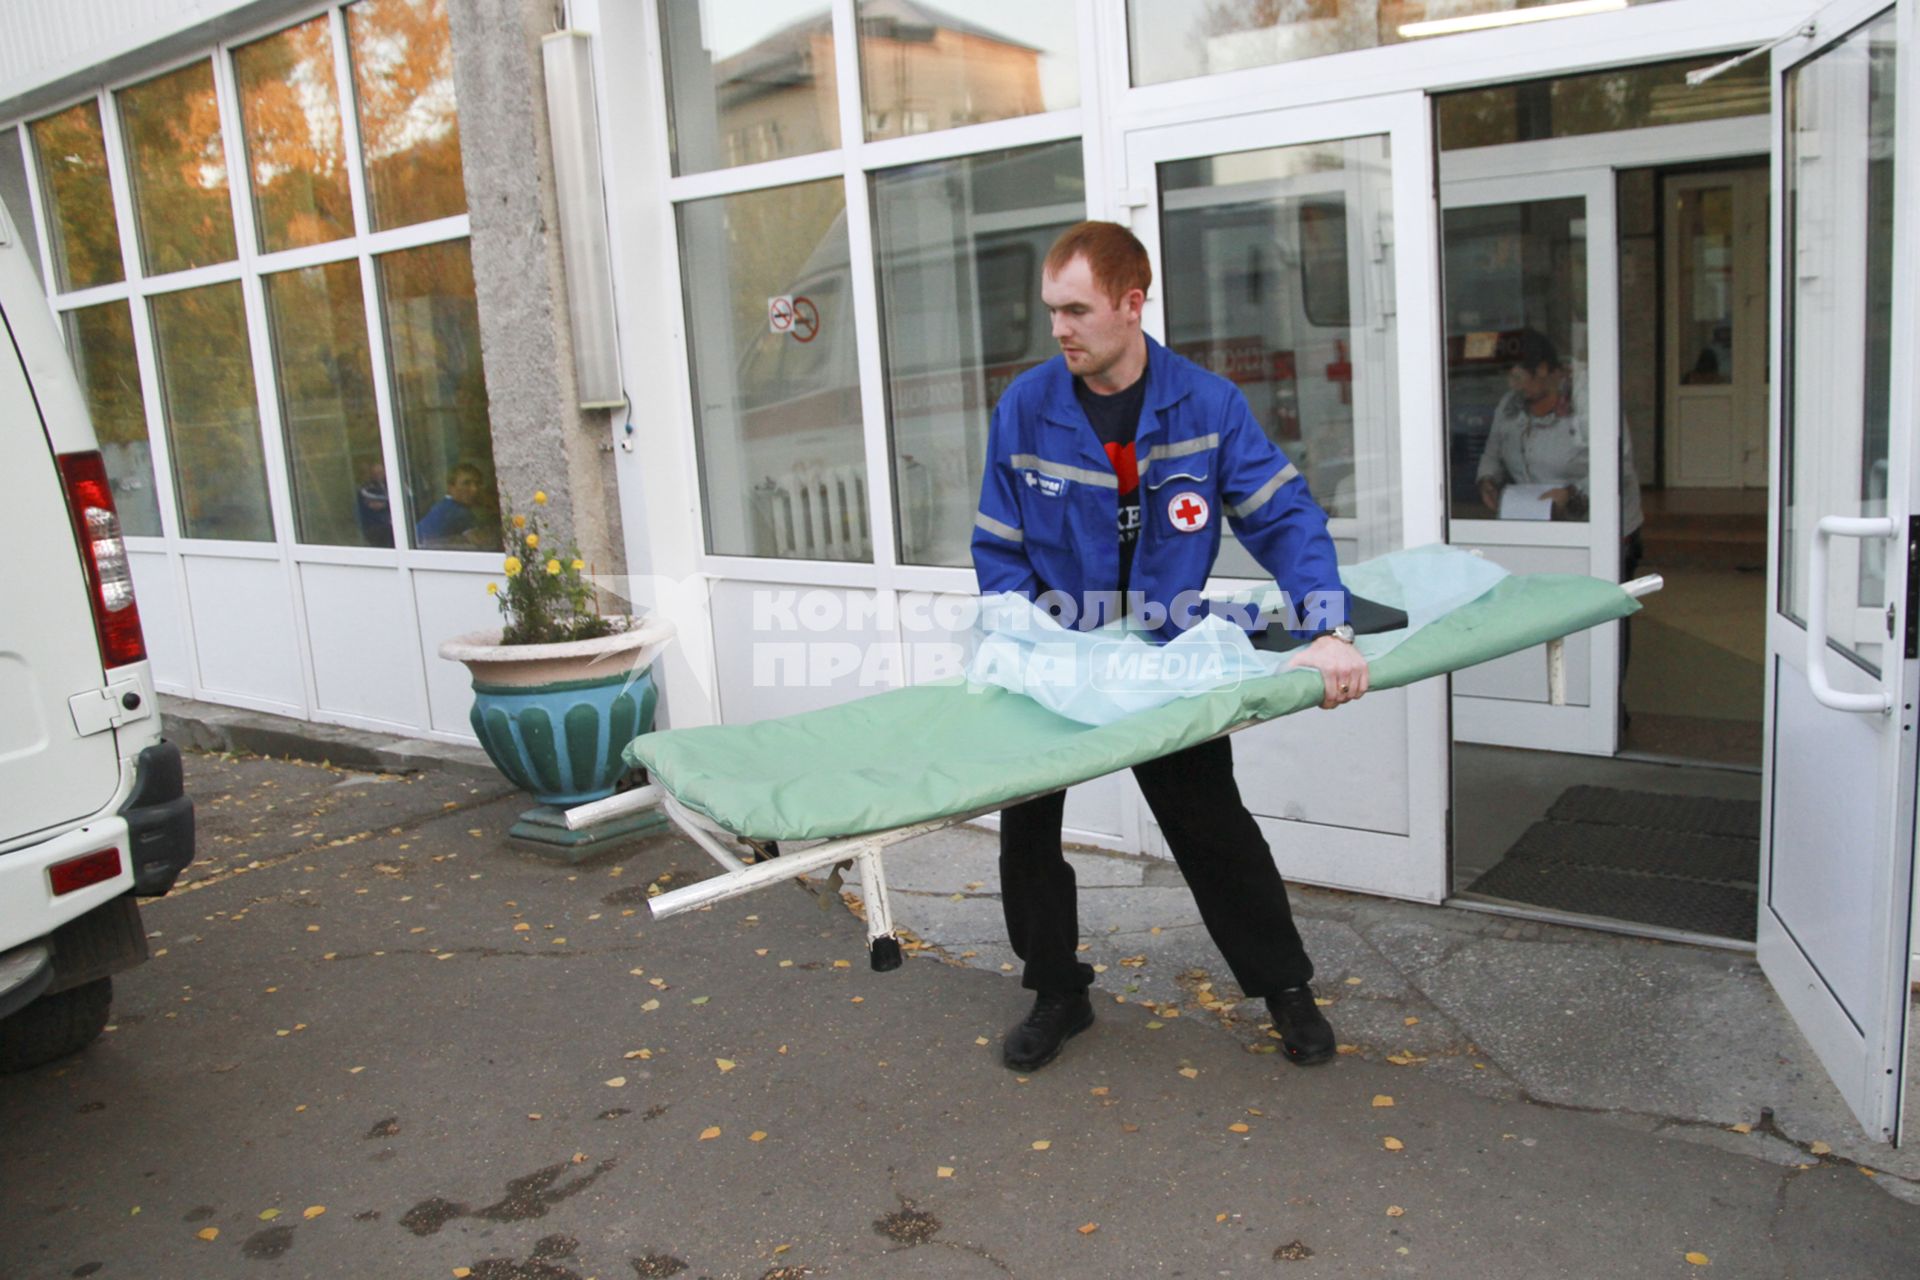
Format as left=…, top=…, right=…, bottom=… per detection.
left=1546, top=785, right=1761, bottom=841
left=1465, top=786, right=1761, bottom=941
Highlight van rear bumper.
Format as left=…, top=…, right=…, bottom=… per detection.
left=121, top=742, right=194, bottom=897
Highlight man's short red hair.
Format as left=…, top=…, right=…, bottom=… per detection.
left=1045, top=221, right=1152, bottom=306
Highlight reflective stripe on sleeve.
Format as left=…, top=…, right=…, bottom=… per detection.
left=1008, top=453, right=1120, bottom=489
left=974, top=512, right=1024, bottom=543
left=1228, top=462, right=1301, bottom=519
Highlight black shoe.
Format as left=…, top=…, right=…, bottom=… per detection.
left=1002, top=989, right=1094, bottom=1072
left=1267, top=985, right=1335, bottom=1067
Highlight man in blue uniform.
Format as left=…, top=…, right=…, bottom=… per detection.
left=972, top=222, right=1369, bottom=1072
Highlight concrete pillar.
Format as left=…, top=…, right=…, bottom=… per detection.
left=445, top=0, right=625, bottom=577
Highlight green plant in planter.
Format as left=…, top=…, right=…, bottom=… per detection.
left=442, top=489, right=673, bottom=858
left=491, top=491, right=613, bottom=645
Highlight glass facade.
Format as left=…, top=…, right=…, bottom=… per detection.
left=117, top=60, right=238, bottom=276
left=857, top=0, right=1078, bottom=141
left=1130, top=0, right=1669, bottom=87
left=265, top=261, right=386, bottom=546
left=872, top=141, right=1084, bottom=565
left=235, top=15, right=355, bottom=253
left=346, top=0, right=468, bottom=230
left=28, top=101, right=123, bottom=291
left=150, top=282, right=274, bottom=542
left=1436, top=54, right=1769, bottom=150
left=21, top=0, right=492, bottom=552
left=660, top=0, right=842, bottom=175
left=680, top=180, right=865, bottom=560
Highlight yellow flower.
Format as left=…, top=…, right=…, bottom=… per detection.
left=545, top=558, right=562, bottom=575
left=524, top=533, right=539, bottom=549
left=503, top=556, right=522, bottom=576
left=570, top=558, right=585, bottom=571
left=485, top=582, right=499, bottom=595
left=511, top=513, right=527, bottom=529
left=533, top=490, right=548, bottom=506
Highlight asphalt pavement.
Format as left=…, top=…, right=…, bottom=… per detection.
left=2, top=747, right=1917, bottom=1280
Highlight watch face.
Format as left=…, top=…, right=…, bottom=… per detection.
left=1333, top=624, right=1356, bottom=643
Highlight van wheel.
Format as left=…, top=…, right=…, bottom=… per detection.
left=0, top=978, right=113, bottom=1073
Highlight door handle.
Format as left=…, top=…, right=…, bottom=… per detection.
left=1806, top=514, right=1898, bottom=713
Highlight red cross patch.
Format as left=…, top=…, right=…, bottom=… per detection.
left=1168, top=491, right=1210, bottom=533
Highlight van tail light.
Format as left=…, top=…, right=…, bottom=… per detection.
left=49, top=848, right=123, bottom=896
left=57, top=451, right=147, bottom=668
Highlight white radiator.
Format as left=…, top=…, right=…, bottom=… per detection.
left=758, top=465, right=871, bottom=561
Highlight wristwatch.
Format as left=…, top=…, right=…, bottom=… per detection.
left=1325, top=623, right=1356, bottom=644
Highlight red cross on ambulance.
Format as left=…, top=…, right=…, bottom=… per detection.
left=1168, top=491, right=1210, bottom=533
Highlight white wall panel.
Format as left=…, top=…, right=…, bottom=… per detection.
left=181, top=553, right=302, bottom=712
left=128, top=549, right=189, bottom=692
left=710, top=581, right=896, bottom=725
left=412, top=565, right=502, bottom=738
left=300, top=562, right=425, bottom=729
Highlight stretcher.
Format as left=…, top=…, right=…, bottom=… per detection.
left=564, top=556, right=1661, bottom=970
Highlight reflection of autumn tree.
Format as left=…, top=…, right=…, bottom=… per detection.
left=378, top=239, right=498, bottom=545
left=151, top=282, right=275, bottom=541
left=29, top=102, right=123, bottom=290
left=67, top=301, right=163, bottom=536
left=236, top=15, right=353, bottom=252
left=266, top=261, right=382, bottom=544
left=120, top=60, right=237, bottom=275
left=347, top=0, right=467, bottom=229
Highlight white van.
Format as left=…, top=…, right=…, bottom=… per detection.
left=0, top=194, right=194, bottom=1071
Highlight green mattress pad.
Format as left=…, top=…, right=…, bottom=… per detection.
left=624, top=573, right=1636, bottom=841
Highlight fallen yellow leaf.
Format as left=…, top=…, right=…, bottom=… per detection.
left=937, top=1166, right=954, bottom=1178
left=1228, top=1123, right=1250, bottom=1134
left=1729, top=1123, right=1752, bottom=1135
left=513, top=923, right=530, bottom=932
left=975, top=1036, right=990, bottom=1046
left=1345, top=976, right=1362, bottom=985
left=1810, top=1141, right=1832, bottom=1155
left=1684, top=1252, right=1710, bottom=1266
left=1077, top=1222, right=1098, bottom=1235
left=1404, top=1016, right=1420, bottom=1026
left=1090, top=1086, right=1110, bottom=1096
left=716, top=1058, right=736, bottom=1072
left=833, top=960, right=851, bottom=968
left=749, top=1131, right=767, bottom=1142
left=625, top=1049, right=652, bottom=1060
left=196, top=1228, right=220, bottom=1241
left=302, top=1206, right=325, bottom=1220
left=699, top=1126, right=721, bottom=1141
left=773, top=1244, right=791, bottom=1254
left=1372, top=1095, right=1395, bottom=1108
left=258, top=1208, right=281, bottom=1220
left=1216, top=1212, right=1229, bottom=1223
left=1178, top=1067, right=1199, bottom=1079
left=1383, top=1137, right=1405, bottom=1151
left=1386, top=1052, right=1428, bottom=1066
left=1031, top=1140, right=1051, bottom=1151
left=454, top=1270, right=472, bottom=1278
left=604, top=1076, right=627, bottom=1088
left=1386, top=1206, right=1405, bottom=1218
left=640, top=999, right=660, bottom=1012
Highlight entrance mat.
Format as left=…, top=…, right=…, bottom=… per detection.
left=1501, top=820, right=1758, bottom=886
left=1545, top=785, right=1760, bottom=841
left=1466, top=857, right=1759, bottom=941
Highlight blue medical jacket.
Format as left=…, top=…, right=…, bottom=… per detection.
left=972, top=336, right=1347, bottom=643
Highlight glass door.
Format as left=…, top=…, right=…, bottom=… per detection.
left=1762, top=0, right=1916, bottom=1142
left=1124, top=94, right=1448, bottom=902
left=1443, top=169, right=1624, bottom=757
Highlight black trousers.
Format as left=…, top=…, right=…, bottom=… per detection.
left=998, top=736, right=1314, bottom=998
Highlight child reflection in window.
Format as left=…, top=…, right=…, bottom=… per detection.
left=415, top=462, right=491, bottom=548
left=356, top=459, right=394, bottom=547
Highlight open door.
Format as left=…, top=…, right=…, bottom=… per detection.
left=1762, top=0, right=1917, bottom=1142
left=1442, top=169, right=1624, bottom=757
left=1123, top=94, right=1449, bottom=902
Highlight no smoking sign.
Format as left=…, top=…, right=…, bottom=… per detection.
left=766, top=294, right=819, bottom=342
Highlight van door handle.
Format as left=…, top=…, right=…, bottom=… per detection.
left=1806, top=514, right=1897, bottom=713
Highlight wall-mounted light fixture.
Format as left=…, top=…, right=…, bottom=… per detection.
left=542, top=28, right=625, bottom=410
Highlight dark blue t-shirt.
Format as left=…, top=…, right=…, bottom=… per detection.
left=1073, top=372, right=1146, bottom=595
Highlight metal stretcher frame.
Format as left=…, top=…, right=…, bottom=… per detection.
left=562, top=574, right=1665, bottom=971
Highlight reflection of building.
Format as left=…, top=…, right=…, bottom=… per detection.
left=705, top=0, right=1046, bottom=162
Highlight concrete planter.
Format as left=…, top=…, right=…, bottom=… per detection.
left=439, top=620, right=674, bottom=855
